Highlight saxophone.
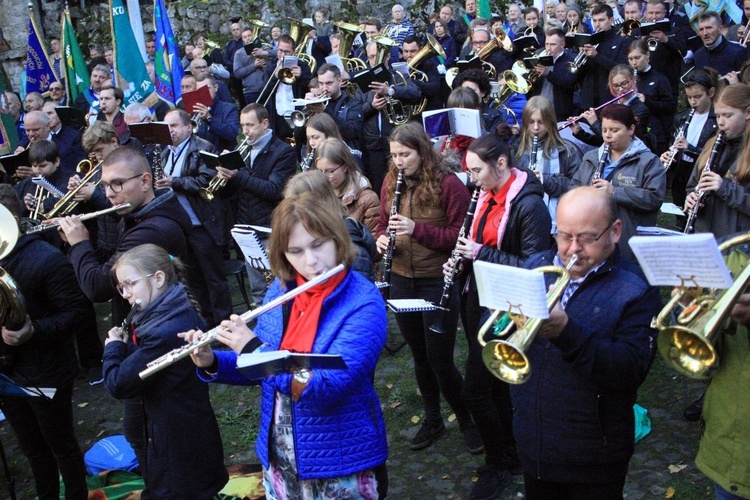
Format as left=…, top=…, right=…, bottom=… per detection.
left=684, top=132, right=725, bottom=234
left=663, top=109, right=695, bottom=172
left=429, top=187, right=481, bottom=334
left=381, top=170, right=405, bottom=299
left=591, top=143, right=610, bottom=185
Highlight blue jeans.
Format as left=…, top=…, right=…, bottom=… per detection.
left=715, top=483, right=746, bottom=500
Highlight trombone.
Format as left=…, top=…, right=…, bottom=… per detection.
left=199, top=138, right=251, bottom=202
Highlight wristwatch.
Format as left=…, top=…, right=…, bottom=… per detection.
left=291, top=368, right=310, bottom=402
left=387, top=86, right=395, bottom=98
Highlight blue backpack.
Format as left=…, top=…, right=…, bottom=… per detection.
left=84, top=435, right=139, bottom=475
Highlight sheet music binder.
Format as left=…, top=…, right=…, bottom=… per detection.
left=231, top=225, right=271, bottom=271
left=236, top=350, right=347, bottom=380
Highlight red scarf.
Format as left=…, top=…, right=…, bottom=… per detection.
left=279, top=270, right=347, bottom=353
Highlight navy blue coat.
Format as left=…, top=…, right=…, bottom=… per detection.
left=694, top=36, right=750, bottom=76
left=510, top=247, right=660, bottom=483
left=103, top=283, right=227, bottom=499
left=324, top=92, right=364, bottom=150
left=529, top=50, right=577, bottom=122
left=577, top=29, right=629, bottom=109
left=196, top=100, right=240, bottom=152
left=19, top=126, right=87, bottom=174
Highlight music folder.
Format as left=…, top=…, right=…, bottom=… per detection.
left=199, top=150, right=244, bottom=171
left=181, top=85, right=214, bottom=114
left=523, top=55, right=553, bottom=68
left=54, top=106, right=86, bottom=130
left=455, top=56, right=483, bottom=72
left=0, top=149, right=30, bottom=178
left=352, top=63, right=390, bottom=93
left=640, top=20, right=671, bottom=36
left=243, top=38, right=262, bottom=55
left=236, top=350, right=347, bottom=380
left=127, top=122, right=172, bottom=147
left=572, top=30, right=608, bottom=47
left=513, top=34, right=540, bottom=53
left=422, top=108, right=482, bottom=139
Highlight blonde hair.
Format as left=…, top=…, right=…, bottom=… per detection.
left=517, top=95, right=570, bottom=158
left=283, top=170, right=348, bottom=217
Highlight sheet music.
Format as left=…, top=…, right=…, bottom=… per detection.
left=660, top=202, right=685, bottom=216
left=473, top=261, right=549, bottom=319
left=231, top=227, right=271, bottom=271
left=453, top=108, right=482, bottom=138
left=629, top=233, right=733, bottom=288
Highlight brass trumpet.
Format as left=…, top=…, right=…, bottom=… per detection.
left=652, top=233, right=750, bottom=379
left=477, top=255, right=577, bottom=384
left=42, top=156, right=102, bottom=219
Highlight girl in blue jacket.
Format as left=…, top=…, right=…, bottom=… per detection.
left=185, top=193, right=388, bottom=500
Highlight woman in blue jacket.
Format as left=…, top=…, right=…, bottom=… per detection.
left=185, top=192, right=388, bottom=500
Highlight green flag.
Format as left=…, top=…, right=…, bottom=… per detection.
left=110, top=0, right=157, bottom=107
left=61, top=8, right=90, bottom=104
left=478, top=0, right=492, bottom=20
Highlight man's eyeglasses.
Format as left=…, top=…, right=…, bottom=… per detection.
left=555, top=221, right=615, bottom=246
left=319, top=165, right=342, bottom=177
left=116, top=274, right=154, bottom=295
left=99, top=173, right=143, bottom=193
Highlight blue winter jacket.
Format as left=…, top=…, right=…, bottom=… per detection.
left=201, top=269, right=388, bottom=480
left=509, top=247, right=661, bottom=483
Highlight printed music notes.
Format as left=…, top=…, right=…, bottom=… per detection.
left=473, top=261, right=550, bottom=319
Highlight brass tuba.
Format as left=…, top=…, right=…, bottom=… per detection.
left=0, top=203, right=27, bottom=332
left=477, top=256, right=577, bottom=384
left=652, top=233, right=750, bottom=379
left=334, top=21, right=367, bottom=73
left=407, top=34, right=446, bottom=115
left=288, top=18, right=317, bottom=72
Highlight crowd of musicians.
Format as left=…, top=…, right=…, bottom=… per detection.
left=2, top=0, right=750, bottom=499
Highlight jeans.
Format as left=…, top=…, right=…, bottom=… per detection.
left=461, top=285, right=516, bottom=467
left=391, top=273, right=471, bottom=425
left=523, top=473, right=626, bottom=500
left=1, top=384, right=87, bottom=499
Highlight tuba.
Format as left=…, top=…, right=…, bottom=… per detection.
left=652, top=233, right=750, bottom=379
left=407, top=34, right=446, bottom=115
left=288, top=18, right=317, bottom=73
left=248, top=19, right=270, bottom=42
left=0, top=204, right=27, bottom=333
left=372, top=37, right=412, bottom=124
left=335, top=21, right=367, bottom=73
left=477, top=256, right=577, bottom=384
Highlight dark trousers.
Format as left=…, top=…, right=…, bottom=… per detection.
left=122, top=398, right=148, bottom=488
left=523, top=473, right=626, bottom=500
left=363, top=148, right=388, bottom=198
left=461, top=286, right=516, bottom=467
left=671, top=159, right=694, bottom=212
left=187, top=225, right=233, bottom=327
left=391, top=273, right=471, bottom=425
left=1, top=384, right=87, bottom=499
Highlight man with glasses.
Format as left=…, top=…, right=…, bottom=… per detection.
left=468, top=26, right=514, bottom=76
left=49, top=82, right=66, bottom=106
left=510, top=186, right=660, bottom=499
left=190, top=58, right=233, bottom=104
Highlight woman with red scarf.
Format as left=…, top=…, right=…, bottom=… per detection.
left=445, top=130, right=552, bottom=500
left=184, top=193, right=388, bottom=499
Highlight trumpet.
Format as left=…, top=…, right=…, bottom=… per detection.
left=591, top=143, right=610, bottom=185
left=138, top=264, right=346, bottom=379
left=381, top=170, right=405, bottom=299
left=647, top=37, right=659, bottom=51
left=25, top=203, right=132, bottom=235
left=290, top=90, right=330, bottom=128
left=684, top=132, right=725, bottom=234
left=191, top=112, right=202, bottom=134
left=42, top=156, right=102, bottom=219
left=663, top=108, right=695, bottom=171
left=477, top=255, right=577, bottom=384
left=739, top=18, right=750, bottom=46
left=619, top=16, right=645, bottom=37
left=29, top=176, right=64, bottom=220
left=429, top=187, right=481, bottom=334
left=652, top=233, right=750, bottom=379
left=557, top=89, right=635, bottom=130
left=199, top=139, right=251, bottom=202
left=567, top=30, right=603, bottom=73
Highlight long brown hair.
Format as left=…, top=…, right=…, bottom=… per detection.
left=382, top=122, right=447, bottom=207
left=315, top=138, right=364, bottom=197
left=517, top=96, right=570, bottom=158
left=696, top=84, right=750, bottom=184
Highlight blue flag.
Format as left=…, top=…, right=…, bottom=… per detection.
left=25, top=6, right=60, bottom=96
left=110, top=0, right=157, bottom=107
left=153, top=0, right=184, bottom=106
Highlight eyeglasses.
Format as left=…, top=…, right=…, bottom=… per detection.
left=99, top=173, right=143, bottom=193
left=319, top=165, right=342, bottom=177
left=611, top=81, right=632, bottom=90
left=193, top=65, right=208, bottom=70
left=555, top=221, right=615, bottom=246
left=116, top=274, right=154, bottom=295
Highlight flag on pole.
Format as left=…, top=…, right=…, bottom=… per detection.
left=478, top=0, right=492, bottom=21
left=110, top=0, right=158, bottom=107
left=127, top=0, right=149, bottom=62
left=61, top=8, right=90, bottom=105
left=25, top=5, right=60, bottom=96
left=153, top=0, right=184, bottom=106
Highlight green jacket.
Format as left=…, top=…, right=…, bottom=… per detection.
left=696, top=249, right=750, bottom=498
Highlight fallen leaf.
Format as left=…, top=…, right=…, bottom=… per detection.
left=442, top=474, right=450, bottom=480
left=77, top=402, right=89, bottom=408
left=665, top=486, right=675, bottom=498
left=668, top=463, right=688, bottom=474
left=417, top=475, right=423, bottom=480
left=77, top=420, right=83, bottom=425
left=448, top=413, right=456, bottom=422
left=390, top=402, right=401, bottom=408
left=471, top=476, right=479, bottom=483
left=96, top=430, right=105, bottom=437
left=237, top=401, right=245, bottom=406
left=411, top=415, right=420, bottom=424
left=386, top=383, right=393, bottom=389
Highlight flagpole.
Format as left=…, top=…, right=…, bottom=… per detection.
left=109, top=0, right=118, bottom=88
left=61, top=3, right=69, bottom=104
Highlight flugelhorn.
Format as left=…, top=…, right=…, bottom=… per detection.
left=652, top=233, right=750, bottom=379
left=43, top=156, right=102, bottom=219
left=477, top=255, right=577, bottom=384
left=139, top=264, right=346, bottom=379
left=199, top=139, right=251, bottom=202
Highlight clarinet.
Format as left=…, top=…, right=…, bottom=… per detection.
left=300, top=148, right=315, bottom=172
left=684, top=132, right=725, bottom=234
left=663, top=109, right=695, bottom=172
left=429, top=187, right=481, bottom=334
left=382, top=170, right=405, bottom=300
left=152, top=145, right=165, bottom=182
left=118, top=300, right=142, bottom=340
left=529, top=133, right=540, bottom=175
left=590, top=143, right=610, bottom=185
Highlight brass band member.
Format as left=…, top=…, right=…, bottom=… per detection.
left=374, top=122, right=478, bottom=455
left=447, top=130, right=551, bottom=499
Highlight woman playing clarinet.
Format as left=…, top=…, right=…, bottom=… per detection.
left=445, top=129, right=551, bottom=500
left=373, top=122, right=478, bottom=453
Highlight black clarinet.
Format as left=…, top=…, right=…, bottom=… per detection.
left=429, top=187, right=481, bottom=334
left=382, top=170, right=405, bottom=300
left=529, top=134, right=540, bottom=175
left=120, top=300, right=142, bottom=338
left=663, top=108, right=695, bottom=171
left=684, top=132, right=725, bottom=234
left=590, top=143, right=610, bottom=185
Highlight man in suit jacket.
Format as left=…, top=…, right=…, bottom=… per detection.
left=42, top=102, right=87, bottom=174
left=530, top=28, right=577, bottom=122
left=215, top=103, right=297, bottom=305
left=577, top=4, right=629, bottom=109
left=194, top=75, right=241, bottom=152
left=156, top=109, right=232, bottom=325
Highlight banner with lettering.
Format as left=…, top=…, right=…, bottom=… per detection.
left=110, top=0, right=158, bottom=107
left=25, top=5, right=60, bottom=97
left=153, top=0, right=184, bottom=106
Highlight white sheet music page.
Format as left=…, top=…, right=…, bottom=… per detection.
left=629, top=233, right=733, bottom=288
left=231, top=227, right=271, bottom=271
left=473, top=261, right=549, bottom=319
